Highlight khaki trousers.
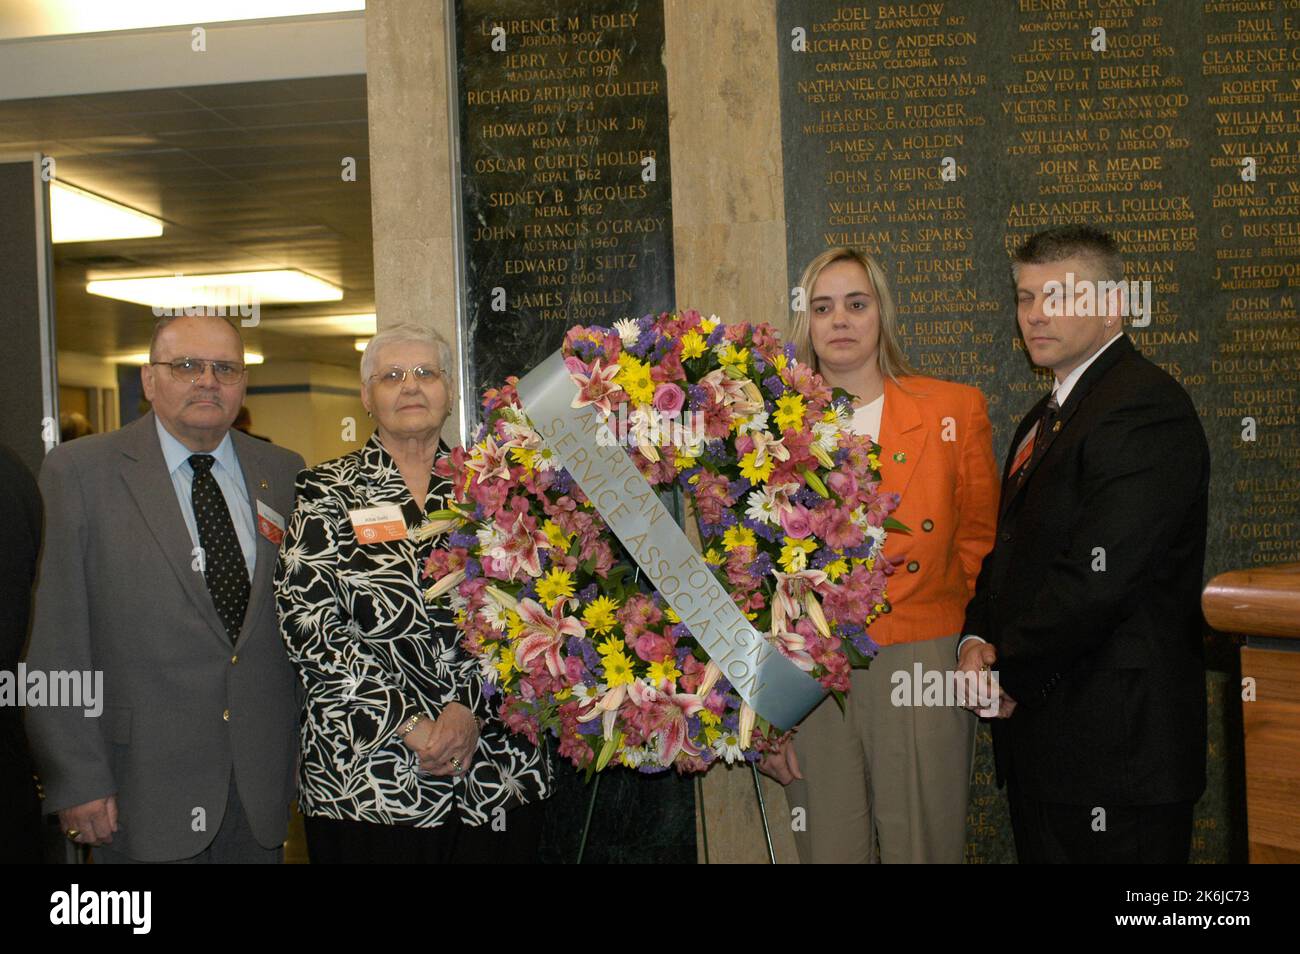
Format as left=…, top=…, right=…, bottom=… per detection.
left=786, top=634, right=975, bottom=864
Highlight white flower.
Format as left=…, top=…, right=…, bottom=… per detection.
left=476, top=524, right=505, bottom=552
left=812, top=419, right=840, bottom=453
left=572, top=682, right=602, bottom=706
left=735, top=410, right=770, bottom=435
left=481, top=600, right=509, bottom=632
left=613, top=317, right=640, bottom=348
left=712, top=732, right=744, bottom=764
left=619, top=745, right=655, bottom=769
left=745, top=487, right=779, bottom=526
left=478, top=648, right=500, bottom=684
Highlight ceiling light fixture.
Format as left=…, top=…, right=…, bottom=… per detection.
left=51, top=181, right=163, bottom=243
left=87, top=270, right=342, bottom=308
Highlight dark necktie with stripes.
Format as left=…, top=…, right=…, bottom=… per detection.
left=189, top=454, right=250, bottom=641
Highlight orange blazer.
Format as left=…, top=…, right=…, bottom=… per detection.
left=866, top=375, right=999, bottom=647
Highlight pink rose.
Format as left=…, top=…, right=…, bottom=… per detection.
left=780, top=504, right=813, bottom=539
left=653, top=382, right=685, bottom=416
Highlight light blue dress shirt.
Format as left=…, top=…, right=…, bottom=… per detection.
left=155, top=416, right=257, bottom=579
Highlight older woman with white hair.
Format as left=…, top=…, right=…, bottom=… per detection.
left=274, top=322, right=550, bottom=863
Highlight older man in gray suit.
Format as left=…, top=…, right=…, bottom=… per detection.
left=26, top=314, right=304, bottom=863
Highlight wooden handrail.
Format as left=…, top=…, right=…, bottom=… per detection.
left=1202, top=562, right=1300, bottom=639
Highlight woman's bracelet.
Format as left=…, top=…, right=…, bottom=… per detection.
left=397, top=712, right=425, bottom=738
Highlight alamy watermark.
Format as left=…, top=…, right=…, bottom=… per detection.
left=1042, top=272, right=1151, bottom=327
left=891, top=663, right=1001, bottom=717
left=1, top=666, right=103, bottom=717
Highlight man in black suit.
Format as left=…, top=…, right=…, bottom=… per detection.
left=957, top=225, right=1209, bottom=863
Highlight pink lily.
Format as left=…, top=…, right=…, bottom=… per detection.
left=484, top=510, right=549, bottom=579
left=570, top=358, right=624, bottom=415
left=627, top=680, right=705, bottom=766
left=464, top=433, right=515, bottom=485
left=513, top=597, right=584, bottom=679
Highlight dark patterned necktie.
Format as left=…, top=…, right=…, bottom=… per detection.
left=1018, top=393, right=1061, bottom=485
left=189, top=454, right=250, bottom=641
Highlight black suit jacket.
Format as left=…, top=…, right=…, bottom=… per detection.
left=963, top=336, right=1209, bottom=805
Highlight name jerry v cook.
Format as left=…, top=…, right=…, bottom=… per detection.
left=534, top=408, right=772, bottom=700
left=0, top=664, right=103, bottom=717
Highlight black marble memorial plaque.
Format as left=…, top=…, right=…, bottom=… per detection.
left=452, top=0, right=692, bottom=864
left=454, top=0, right=675, bottom=419
left=776, top=0, right=1298, bottom=864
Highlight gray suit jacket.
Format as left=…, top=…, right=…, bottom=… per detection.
left=25, top=412, right=305, bottom=861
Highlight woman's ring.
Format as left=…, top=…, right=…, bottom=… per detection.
left=450, top=755, right=462, bottom=773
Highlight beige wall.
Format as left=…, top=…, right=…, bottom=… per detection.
left=664, top=0, right=796, bottom=865
left=245, top=360, right=368, bottom=468
left=366, top=0, right=463, bottom=447
left=365, top=0, right=795, bottom=862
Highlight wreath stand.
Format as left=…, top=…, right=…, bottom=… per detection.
left=573, top=488, right=779, bottom=864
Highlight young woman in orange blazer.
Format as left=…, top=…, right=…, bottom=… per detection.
left=760, top=247, right=1000, bottom=863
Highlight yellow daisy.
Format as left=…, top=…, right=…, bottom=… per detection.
left=616, top=355, right=655, bottom=404
left=779, top=537, right=818, bottom=572
left=648, top=657, right=682, bottom=685
left=542, top=519, right=571, bottom=552
left=774, top=393, right=807, bottom=432
left=680, top=331, right=707, bottom=360
left=739, top=449, right=775, bottom=484
left=536, top=566, right=575, bottom=610
left=603, top=651, right=635, bottom=687
left=824, top=558, right=849, bottom=582
left=581, top=596, right=620, bottom=636
left=722, top=525, right=756, bottom=552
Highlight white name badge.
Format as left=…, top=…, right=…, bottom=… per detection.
left=256, top=499, right=286, bottom=544
left=349, top=504, right=407, bottom=544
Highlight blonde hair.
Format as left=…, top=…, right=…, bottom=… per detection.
left=789, top=247, right=916, bottom=382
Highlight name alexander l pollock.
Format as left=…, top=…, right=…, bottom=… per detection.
left=0, top=665, right=103, bottom=717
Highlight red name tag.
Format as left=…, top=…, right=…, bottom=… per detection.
left=257, top=500, right=285, bottom=545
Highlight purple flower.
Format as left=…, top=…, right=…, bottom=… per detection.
left=794, top=487, right=821, bottom=509
left=784, top=343, right=796, bottom=362
left=551, top=469, right=573, bottom=495
left=749, top=552, right=773, bottom=581
left=567, top=635, right=601, bottom=672
left=706, top=325, right=725, bottom=347
left=763, top=374, right=785, bottom=398
left=727, top=477, right=752, bottom=499
left=851, top=634, right=880, bottom=658
left=577, top=719, right=603, bottom=736
left=688, top=384, right=710, bottom=410
left=578, top=583, right=598, bottom=603
left=481, top=681, right=497, bottom=699
left=449, top=530, right=478, bottom=548
left=464, top=558, right=482, bottom=580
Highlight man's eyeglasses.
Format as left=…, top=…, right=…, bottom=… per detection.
left=369, top=366, right=445, bottom=387
left=151, top=358, right=247, bottom=385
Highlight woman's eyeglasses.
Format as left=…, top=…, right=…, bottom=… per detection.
left=369, top=365, right=445, bottom=387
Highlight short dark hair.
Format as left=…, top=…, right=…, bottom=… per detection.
left=1011, top=225, right=1123, bottom=283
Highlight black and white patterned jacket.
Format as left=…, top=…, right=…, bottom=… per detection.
left=274, top=433, right=550, bottom=827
